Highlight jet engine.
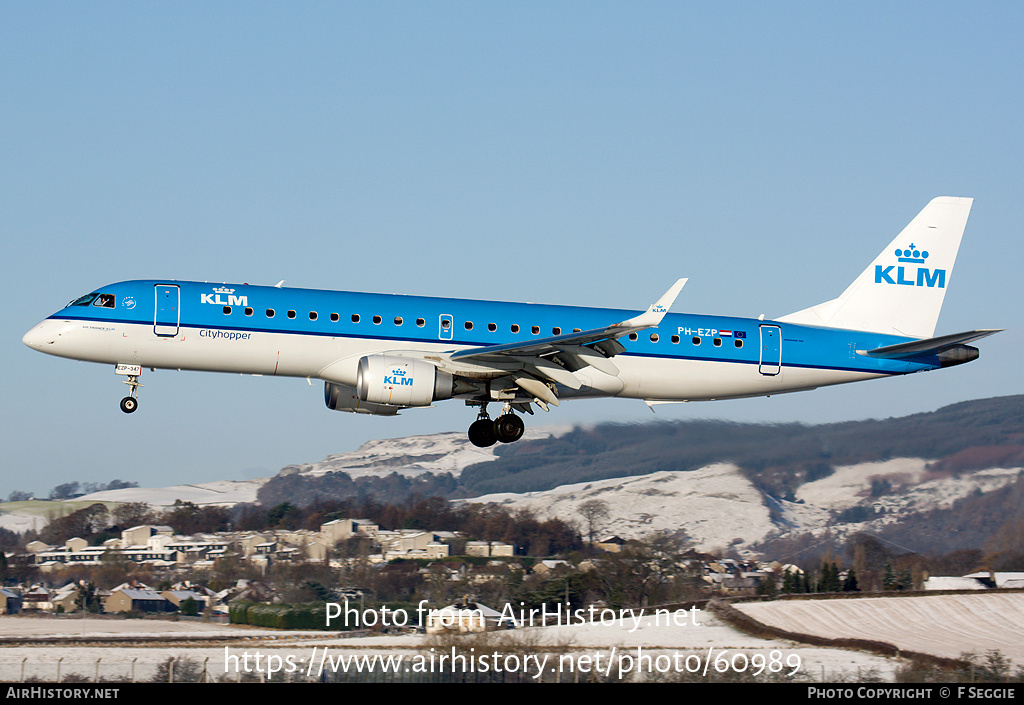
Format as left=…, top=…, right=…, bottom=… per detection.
left=324, top=381, right=403, bottom=415
left=355, top=355, right=454, bottom=407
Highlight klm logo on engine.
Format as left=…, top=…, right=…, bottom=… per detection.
left=384, top=368, right=414, bottom=386
left=874, top=245, right=946, bottom=288
left=201, top=286, right=248, bottom=307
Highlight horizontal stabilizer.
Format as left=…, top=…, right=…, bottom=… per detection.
left=859, top=329, right=1001, bottom=359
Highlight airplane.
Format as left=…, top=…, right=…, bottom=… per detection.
left=23, top=197, right=1000, bottom=448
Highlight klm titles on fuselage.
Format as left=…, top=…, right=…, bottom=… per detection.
left=875, top=246, right=946, bottom=288
left=200, top=287, right=249, bottom=307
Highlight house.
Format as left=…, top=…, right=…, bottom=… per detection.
left=20, top=586, right=53, bottom=611
left=425, top=600, right=506, bottom=634
left=963, top=571, right=1024, bottom=589
left=161, top=589, right=208, bottom=613
left=104, top=588, right=174, bottom=614
left=0, top=588, right=21, bottom=614
left=593, top=535, right=627, bottom=553
left=532, top=559, right=571, bottom=576
left=465, top=541, right=514, bottom=558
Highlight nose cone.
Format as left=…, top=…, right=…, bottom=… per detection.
left=23, top=322, right=50, bottom=351
left=23, top=320, right=61, bottom=352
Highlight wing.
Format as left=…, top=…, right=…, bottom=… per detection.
left=441, top=279, right=687, bottom=407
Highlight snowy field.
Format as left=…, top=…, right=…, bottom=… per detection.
left=735, top=592, right=1024, bottom=665
left=0, top=607, right=900, bottom=683
left=4, top=593, right=1021, bottom=683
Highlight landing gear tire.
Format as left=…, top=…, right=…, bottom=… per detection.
left=493, top=413, right=525, bottom=443
left=468, top=418, right=497, bottom=448
left=120, top=396, right=138, bottom=414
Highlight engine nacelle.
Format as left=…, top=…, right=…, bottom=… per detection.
left=324, top=381, right=403, bottom=415
left=356, top=355, right=454, bottom=407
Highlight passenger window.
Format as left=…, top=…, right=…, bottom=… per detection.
left=488, top=323, right=497, bottom=332
left=671, top=335, right=680, bottom=344
left=692, top=337, right=701, bottom=345
left=223, top=306, right=232, bottom=315
left=531, top=326, right=540, bottom=335
left=511, top=324, right=520, bottom=334
left=650, top=333, right=659, bottom=342
left=245, top=307, right=253, bottom=316
left=416, top=318, right=425, bottom=327
left=713, top=338, right=722, bottom=347
left=735, top=339, right=743, bottom=348
left=309, top=311, right=318, bottom=321
left=395, top=317, right=403, bottom=326
left=287, top=310, right=296, bottom=319
left=266, top=309, right=275, bottom=318
left=628, top=333, right=638, bottom=341
left=330, top=313, right=339, bottom=322
left=465, top=321, right=473, bottom=330
left=552, top=327, right=561, bottom=335
left=352, top=314, right=360, bottom=323
left=372, top=315, right=382, bottom=325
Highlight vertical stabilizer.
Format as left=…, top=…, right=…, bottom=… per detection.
left=777, top=197, right=973, bottom=338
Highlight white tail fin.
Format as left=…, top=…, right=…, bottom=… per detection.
left=777, top=197, right=973, bottom=338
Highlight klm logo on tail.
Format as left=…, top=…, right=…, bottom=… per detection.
left=875, top=244, right=946, bottom=288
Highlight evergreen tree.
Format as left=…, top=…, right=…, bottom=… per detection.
left=843, top=568, right=860, bottom=592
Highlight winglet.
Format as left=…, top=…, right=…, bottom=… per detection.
left=614, top=278, right=687, bottom=330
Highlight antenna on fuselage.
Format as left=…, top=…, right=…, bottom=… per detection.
left=274, top=280, right=285, bottom=288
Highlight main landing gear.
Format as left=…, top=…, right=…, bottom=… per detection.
left=468, top=403, right=525, bottom=448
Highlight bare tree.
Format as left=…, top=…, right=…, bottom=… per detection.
left=577, top=499, right=610, bottom=545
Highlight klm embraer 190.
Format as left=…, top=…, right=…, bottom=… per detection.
left=24, top=197, right=1000, bottom=447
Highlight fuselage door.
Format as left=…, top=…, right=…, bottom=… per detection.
left=759, top=324, right=781, bottom=376
left=438, top=314, right=454, bottom=341
left=154, top=284, right=180, bottom=337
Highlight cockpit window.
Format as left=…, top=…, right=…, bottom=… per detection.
left=68, top=292, right=116, bottom=308
left=69, top=293, right=99, bottom=307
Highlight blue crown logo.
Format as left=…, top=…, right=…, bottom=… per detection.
left=391, top=369, right=407, bottom=376
left=894, top=244, right=928, bottom=264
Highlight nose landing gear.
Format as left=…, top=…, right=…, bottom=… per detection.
left=115, top=364, right=143, bottom=414
left=119, top=393, right=139, bottom=414
left=467, top=403, right=527, bottom=447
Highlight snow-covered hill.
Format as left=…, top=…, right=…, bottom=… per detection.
left=460, top=458, right=1023, bottom=554
left=5, top=425, right=1020, bottom=558
left=462, top=464, right=782, bottom=553
left=277, top=428, right=565, bottom=479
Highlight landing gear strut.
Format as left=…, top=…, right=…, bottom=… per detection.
left=468, top=404, right=497, bottom=448
left=493, top=412, right=525, bottom=443
left=467, top=402, right=526, bottom=447
left=115, top=365, right=143, bottom=414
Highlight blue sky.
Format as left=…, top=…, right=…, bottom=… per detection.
left=4, top=3, right=1022, bottom=496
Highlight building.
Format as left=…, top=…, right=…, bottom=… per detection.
left=425, top=600, right=506, bottom=634
left=104, top=588, right=173, bottom=614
